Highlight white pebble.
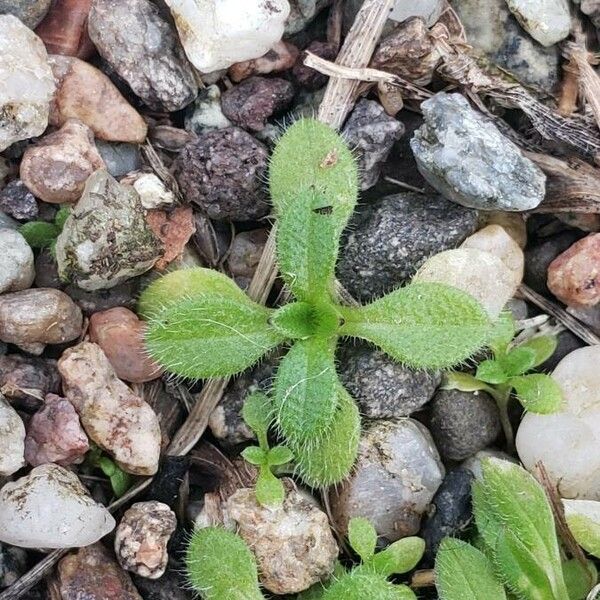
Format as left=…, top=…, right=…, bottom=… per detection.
left=0, top=229, right=34, bottom=294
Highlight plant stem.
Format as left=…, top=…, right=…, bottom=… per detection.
left=489, top=384, right=515, bottom=453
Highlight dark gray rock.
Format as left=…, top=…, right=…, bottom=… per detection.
left=429, top=389, right=501, bottom=462
left=337, top=191, right=479, bottom=301
left=95, top=141, right=142, bottom=179
left=143, top=456, right=190, bottom=510
left=65, top=279, right=140, bottom=317
left=524, top=230, right=582, bottom=295
left=0, top=543, right=27, bottom=588
left=452, top=0, right=560, bottom=93
left=174, top=127, right=270, bottom=221
left=221, top=76, right=295, bottom=133
left=88, top=0, right=197, bottom=112
left=420, top=467, right=474, bottom=564
left=0, top=180, right=37, bottom=221
left=0, top=0, right=51, bottom=28
left=132, top=569, right=193, bottom=600
left=411, top=93, right=546, bottom=212
left=34, top=248, right=63, bottom=290
left=293, top=41, right=337, bottom=90
left=342, top=99, right=404, bottom=190
left=337, top=340, right=440, bottom=418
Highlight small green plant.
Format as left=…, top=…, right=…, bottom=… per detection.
left=240, top=392, right=293, bottom=507
left=19, top=205, right=70, bottom=254
left=86, top=443, right=132, bottom=498
left=443, top=314, right=562, bottom=449
left=185, top=517, right=424, bottom=600
left=435, top=458, right=597, bottom=600
left=140, top=118, right=495, bottom=487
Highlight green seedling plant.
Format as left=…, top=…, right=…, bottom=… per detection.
left=240, top=391, right=293, bottom=507
left=86, top=443, right=132, bottom=498
left=139, top=118, right=495, bottom=487
left=19, top=205, right=70, bottom=254
left=185, top=517, right=424, bottom=600
left=443, top=314, right=562, bottom=449
left=435, top=458, right=597, bottom=600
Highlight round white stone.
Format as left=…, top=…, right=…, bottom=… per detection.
left=0, top=229, right=35, bottom=294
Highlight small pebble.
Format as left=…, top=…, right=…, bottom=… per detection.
left=114, top=501, right=177, bottom=579
left=146, top=206, right=196, bottom=271
left=165, top=0, right=290, bottom=73
left=58, top=543, right=142, bottom=599
left=226, top=485, right=338, bottom=594
left=547, top=233, right=600, bottom=306
left=506, top=0, right=570, bottom=46
left=462, top=448, right=518, bottom=480
left=0, top=395, right=25, bottom=476
left=221, top=76, right=295, bottom=132
left=0, top=230, right=35, bottom=294
left=342, top=99, right=404, bottom=189
left=481, top=211, right=528, bottom=249
left=88, top=0, right=197, bottom=112
left=337, top=192, right=478, bottom=301
left=330, top=419, right=444, bottom=541
left=184, top=85, right=231, bottom=135
left=337, top=340, right=440, bottom=419
left=229, top=40, right=299, bottom=82
left=96, top=141, right=143, bottom=178
left=49, top=55, right=147, bottom=143
left=0, top=181, right=38, bottom=221
left=0, top=288, right=82, bottom=345
left=59, top=341, right=161, bottom=475
left=420, top=467, right=474, bottom=563
left=55, top=170, right=162, bottom=291
left=20, top=119, right=105, bottom=204
left=0, top=0, right=51, bottom=28
left=88, top=307, right=163, bottom=383
left=411, top=93, right=546, bottom=212
left=226, top=228, right=269, bottom=289
left=429, top=389, right=501, bottom=461
left=24, top=393, right=88, bottom=467
left=129, top=173, right=175, bottom=210
left=0, top=464, right=115, bottom=548
left=286, top=0, right=326, bottom=34
left=174, top=127, right=270, bottom=221
left=292, top=40, right=337, bottom=90
left=0, top=16, right=55, bottom=151
left=65, top=279, right=140, bottom=317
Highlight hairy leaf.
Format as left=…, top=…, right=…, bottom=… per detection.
left=348, top=517, right=377, bottom=562
left=322, top=570, right=416, bottom=600
left=145, top=294, right=284, bottom=379
left=186, top=527, right=264, bottom=600
left=241, top=446, right=266, bottom=466
left=476, top=360, right=508, bottom=384
left=488, top=312, right=516, bottom=356
left=267, top=445, right=293, bottom=466
left=339, top=283, right=491, bottom=369
left=138, top=267, right=248, bottom=319
left=510, top=374, right=563, bottom=414
left=368, top=537, right=425, bottom=576
left=19, top=221, right=59, bottom=248
left=274, top=337, right=339, bottom=446
left=517, top=335, right=558, bottom=368
left=435, top=538, right=506, bottom=600
left=498, top=347, right=537, bottom=377
left=442, top=371, right=492, bottom=393
left=562, top=558, right=597, bottom=600
left=54, top=205, right=71, bottom=230
left=271, top=302, right=318, bottom=339
left=255, top=468, right=285, bottom=507
left=242, top=392, right=273, bottom=446
left=563, top=500, right=600, bottom=559
left=291, top=385, right=360, bottom=487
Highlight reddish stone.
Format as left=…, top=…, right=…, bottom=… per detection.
left=292, top=41, right=338, bottom=90
left=229, top=41, right=299, bottom=82
left=24, top=394, right=89, bottom=467
left=547, top=233, right=600, bottom=306
left=146, top=206, right=196, bottom=271
left=88, top=307, right=163, bottom=384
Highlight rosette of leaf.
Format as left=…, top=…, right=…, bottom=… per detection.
left=140, top=118, right=493, bottom=487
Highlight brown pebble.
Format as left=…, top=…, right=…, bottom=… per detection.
left=20, top=119, right=105, bottom=204
left=227, top=228, right=269, bottom=288
left=548, top=233, right=600, bottom=306
left=0, top=288, right=83, bottom=345
left=229, top=40, right=299, bottom=82
left=48, top=54, right=147, bottom=143
left=292, top=41, right=338, bottom=90
left=146, top=206, right=196, bottom=271
left=88, top=307, right=163, bottom=383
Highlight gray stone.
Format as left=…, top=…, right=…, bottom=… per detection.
left=184, top=85, right=231, bottom=135
left=506, top=0, right=570, bottom=47
left=429, top=389, right=501, bottom=461
left=0, top=544, right=27, bottom=588
left=411, top=93, right=546, bottom=212
left=420, top=467, right=474, bottom=564
left=65, top=279, right=140, bottom=317
left=343, top=0, right=444, bottom=32
left=0, top=230, right=34, bottom=294
left=286, top=0, right=331, bottom=35
left=55, top=170, right=162, bottom=291
left=330, top=419, right=444, bottom=541
left=34, top=248, right=63, bottom=290
left=342, top=99, right=404, bottom=190
left=452, top=0, right=560, bottom=93
left=337, top=191, right=478, bottom=302
left=88, top=0, right=197, bottom=112
left=337, top=341, right=440, bottom=419
left=95, top=141, right=142, bottom=178
left=0, top=0, right=51, bottom=29
left=0, top=181, right=37, bottom=221
left=0, top=396, right=25, bottom=476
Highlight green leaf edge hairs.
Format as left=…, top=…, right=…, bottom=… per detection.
left=139, top=117, right=497, bottom=488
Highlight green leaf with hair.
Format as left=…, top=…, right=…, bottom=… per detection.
left=510, top=374, right=563, bottom=414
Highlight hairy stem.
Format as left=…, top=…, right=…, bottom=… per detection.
left=489, top=384, right=515, bottom=454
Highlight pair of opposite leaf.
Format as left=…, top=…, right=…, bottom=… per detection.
left=139, top=118, right=495, bottom=487
left=435, top=459, right=598, bottom=600
left=185, top=517, right=424, bottom=600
